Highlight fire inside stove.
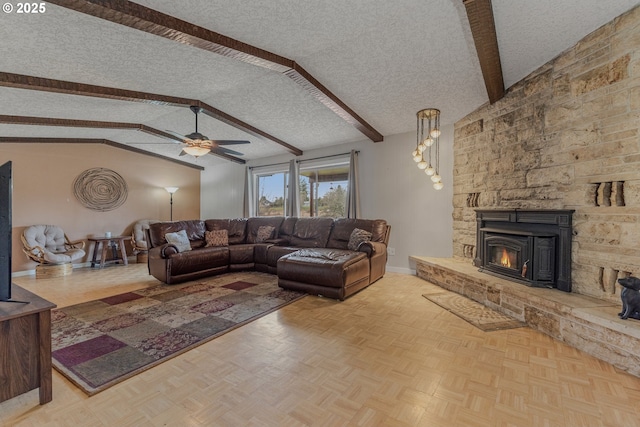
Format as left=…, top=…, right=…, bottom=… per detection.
left=492, top=246, right=518, bottom=270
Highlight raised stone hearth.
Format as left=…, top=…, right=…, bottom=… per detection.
left=412, top=256, right=640, bottom=378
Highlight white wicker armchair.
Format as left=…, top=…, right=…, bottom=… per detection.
left=21, top=225, right=85, bottom=265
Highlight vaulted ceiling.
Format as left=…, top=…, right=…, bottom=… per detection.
left=1, top=0, right=638, bottom=169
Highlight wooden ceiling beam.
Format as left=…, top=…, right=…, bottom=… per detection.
left=46, top=0, right=384, bottom=142
left=463, top=0, right=505, bottom=104
left=0, top=115, right=246, bottom=165
left=0, top=72, right=300, bottom=156
left=0, top=137, right=205, bottom=170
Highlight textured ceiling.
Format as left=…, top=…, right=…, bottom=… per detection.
left=1, top=0, right=638, bottom=168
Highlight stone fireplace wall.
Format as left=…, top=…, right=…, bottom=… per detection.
left=453, top=5, right=640, bottom=303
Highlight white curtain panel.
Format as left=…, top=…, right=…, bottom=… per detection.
left=286, top=159, right=300, bottom=217
left=346, top=149, right=360, bottom=219
left=243, top=166, right=255, bottom=217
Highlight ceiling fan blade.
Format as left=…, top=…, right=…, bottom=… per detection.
left=211, top=147, right=245, bottom=156
left=214, top=140, right=251, bottom=145
left=164, top=130, right=188, bottom=143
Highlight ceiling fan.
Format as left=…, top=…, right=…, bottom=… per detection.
left=166, top=106, right=250, bottom=158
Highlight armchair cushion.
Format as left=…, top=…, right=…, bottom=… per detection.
left=22, top=224, right=85, bottom=265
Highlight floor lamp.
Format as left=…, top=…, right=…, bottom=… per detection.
left=165, top=187, right=179, bottom=221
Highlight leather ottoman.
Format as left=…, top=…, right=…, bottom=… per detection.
left=277, top=248, right=370, bottom=300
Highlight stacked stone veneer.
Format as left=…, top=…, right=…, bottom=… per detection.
left=453, top=5, right=640, bottom=303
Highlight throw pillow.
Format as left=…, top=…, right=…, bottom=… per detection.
left=255, top=225, right=276, bottom=243
left=205, top=229, right=229, bottom=247
left=165, top=229, right=192, bottom=252
left=348, top=228, right=372, bottom=251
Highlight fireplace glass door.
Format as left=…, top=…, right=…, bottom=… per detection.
left=490, top=246, right=519, bottom=271
left=484, top=234, right=528, bottom=280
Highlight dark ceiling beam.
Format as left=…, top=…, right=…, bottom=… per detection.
left=463, top=0, right=505, bottom=104
left=46, top=0, right=384, bottom=143
left=195, top=101, right=301, bottom=156
left=0, top=72, right=301, bottom=156
left=0, top=137, right=205, bottom=170
left=0, top=114, right=247, bottom=165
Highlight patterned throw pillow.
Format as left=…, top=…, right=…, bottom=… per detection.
left=348, top=228, right=372, bottom=251
left=165, top=230, right=192, bottom=252
left=205, top=229, right=229, bottom=247
left=255, top=225, right=276, bottom=243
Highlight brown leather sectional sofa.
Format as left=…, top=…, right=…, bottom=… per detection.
left=147, top=217, right=390, bottom=300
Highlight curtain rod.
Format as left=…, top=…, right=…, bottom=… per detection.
left=248, top=150, right=359, bottom=170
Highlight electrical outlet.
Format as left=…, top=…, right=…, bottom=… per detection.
left=387, top=247, right=396, bottom=256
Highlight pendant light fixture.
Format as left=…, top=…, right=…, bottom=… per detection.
left=412, top=108, right=443, bottom=190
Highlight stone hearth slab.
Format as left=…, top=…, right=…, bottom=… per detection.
left=411, top=256, right=640, bottom=378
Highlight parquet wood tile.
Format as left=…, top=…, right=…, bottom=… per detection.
left=2, top=267, right=640, bottom=426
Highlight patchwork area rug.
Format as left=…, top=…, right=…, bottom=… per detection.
left=51, top=272, right=305, bottom=395
left=423, top=292, right=526, bottom=332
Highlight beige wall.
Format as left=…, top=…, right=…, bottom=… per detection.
left=1, top=143, right=201, bottom=273
left=453, top=5, right=640, bottom=302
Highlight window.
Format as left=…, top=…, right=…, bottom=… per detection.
left=250, top=154, right=351, bottom=218
left=299, top=163, right=349, bottom=217
left=255, top=172, right=286, bottom=216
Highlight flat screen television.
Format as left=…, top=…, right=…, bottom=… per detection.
left=0, top=161, right=27, bottom=304
left=0, top=160, right=12, bottom=301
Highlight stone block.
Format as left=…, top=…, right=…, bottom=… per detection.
left=524, top=69, right=552, bottom=97
left=574, top=221, right=621, bottom=245
left=544, top=100, right=582, bottom=129
left=456, top=119, right=483, bottom=139
left=623, top=180, right=640, bottom=206
left=526, top=165, right=574, bottom=187
left=525, top=306, right=561, bottom=338
left=487, top=287, right=501, bottom=305
left=570, top=54, right=630, bottom=96
left=552, top=74, right=571, bottom=97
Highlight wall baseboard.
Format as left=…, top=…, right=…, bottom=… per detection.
left=386, top=266, right=415, bottom=275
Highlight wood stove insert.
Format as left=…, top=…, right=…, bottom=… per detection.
left=473, top=210, right=574, bottom=291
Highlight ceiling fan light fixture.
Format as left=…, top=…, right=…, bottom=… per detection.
left=183, top=145, right=211, bottom=157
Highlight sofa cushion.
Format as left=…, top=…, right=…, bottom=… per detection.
left=289, top=217, right=334, bottom=248
left=246, top=217, right=285, bottom=243
left=149, top=220, right=206, bottom=248
left=229, top=244, right=255, bottom=265
left=347, top=228, right=372, bottom=250
left=165, top=230, right=192, bottom=252
left=205, top=229, right=228, bottom=247
left=255, top=225, right=276, bottom=243
left=277, top=217, right=298, bottom=242
left=327, top=218, right=388, bottom=249
left=204, top=218, right=248, bottom=245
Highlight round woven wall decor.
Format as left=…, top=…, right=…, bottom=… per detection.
left=73, top=168, right=128, bottom=211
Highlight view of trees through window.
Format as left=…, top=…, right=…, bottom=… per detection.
left=255, top=164, right=349, bottom=217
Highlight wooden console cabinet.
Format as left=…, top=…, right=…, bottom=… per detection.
left=0, top=285, right=56, bottom=404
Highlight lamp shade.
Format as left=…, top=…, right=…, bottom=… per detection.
left=165, top=187, right=179, bottom=194
left=183, top=145, right=211, bottom=157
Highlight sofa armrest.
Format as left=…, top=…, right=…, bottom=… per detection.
left=358, top=241, right=386, bottom=257
left=160, top=243, right=179, bottom=258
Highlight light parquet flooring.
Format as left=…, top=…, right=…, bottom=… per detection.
left=2, top=265, right=640, bottom=426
